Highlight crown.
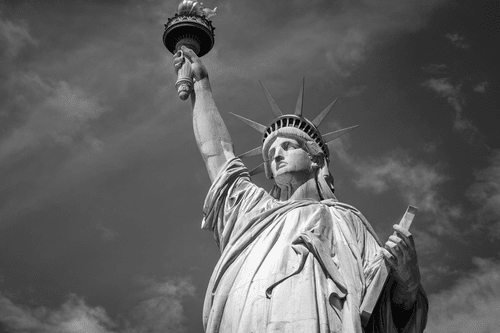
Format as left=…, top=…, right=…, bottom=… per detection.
left=230, top=78, right=358, bottom=178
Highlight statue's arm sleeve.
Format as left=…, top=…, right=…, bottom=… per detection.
left=202, top=157, right=272, bottom=250
left=364, top=276, right=428, bottom=333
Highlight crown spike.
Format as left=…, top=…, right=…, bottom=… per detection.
left=259, top=81, right=283, bottom=117
left=323, top=125, right=359, bottom=143
left=294, top=77, right=305, bottom=116
left=230, top=112, right=267, bottom=133
left=312, top=98, right=339, bottom=127
left=249, top=163, right=265, bottom=176
left=238, top=146, right=262, bottom=159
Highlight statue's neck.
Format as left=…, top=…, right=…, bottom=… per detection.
left=278, top=175, right=321, bottom=202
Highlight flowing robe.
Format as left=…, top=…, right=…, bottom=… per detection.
left=202, top=158, right=427, bottom=332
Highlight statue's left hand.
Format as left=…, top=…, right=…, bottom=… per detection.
left=381, top=225, right=421, bottom=305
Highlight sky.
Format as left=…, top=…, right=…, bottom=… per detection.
left=0, top=0, right=499, bottom=332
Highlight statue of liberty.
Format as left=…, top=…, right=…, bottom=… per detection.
left=173, top=46, right=428, bottom=332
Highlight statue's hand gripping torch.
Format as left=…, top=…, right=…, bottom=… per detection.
left=174, top=49, right=194, bottom=100
left=164, top=0, right=216, bottom=100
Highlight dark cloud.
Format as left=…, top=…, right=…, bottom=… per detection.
left=0, top=15, right=37, bottom=59
left=421, top=77, right=485, bottom=145
left=329, top=134, right=460, bottom=238
left=445, top=33, right=470, bottom=49
left=0, top=277, right=195, bottom=333
left=467, top=150, right=500, bottom=240
left=427, top=257, right=500, bottom=332
left=473, top=81, right=489, bottom=93
left=421, top=64, right=448, bottom=75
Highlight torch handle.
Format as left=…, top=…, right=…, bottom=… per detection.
left=175, top=50, right=193, bottom=100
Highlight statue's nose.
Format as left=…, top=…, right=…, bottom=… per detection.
left=274, top=154, right=284, bottom=163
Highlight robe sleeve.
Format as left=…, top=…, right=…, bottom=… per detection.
left=363, top=277, right=428, bottom=333
left=202, top=157, right=273, bottom=251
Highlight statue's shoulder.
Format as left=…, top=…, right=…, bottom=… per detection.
left=322, top=200, right=363, bottom=217
left=322, top=200, right=381, bottom=244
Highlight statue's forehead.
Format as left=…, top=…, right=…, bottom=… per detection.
left=267, top=135, right=306, bottom=158
left=270, top=135, right=300, bottom=146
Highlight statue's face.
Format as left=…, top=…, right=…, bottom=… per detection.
left=268, top=136, right=313, bottom=184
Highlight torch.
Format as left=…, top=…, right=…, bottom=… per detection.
left=163, top=0, right=217, bottom=100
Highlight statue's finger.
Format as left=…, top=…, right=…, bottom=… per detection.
left=393, top=225, right=416, bottom=248
left=384, top=241, right=402, bottom=260
left=381, top=248, right=397, bottom=268
left=385, top=240, right=399, bottom=251
left=393, top=224, right=412, bottom=238
left=391, top=238, right=413, bottom=262
left=181, top=46, right=199, bottom=62
left=389, top=235, right=410, bottom=253
left=173, top=56, right=184, bottom=67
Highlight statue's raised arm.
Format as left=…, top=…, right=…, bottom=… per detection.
left=173, top=46, right=235, bottom=182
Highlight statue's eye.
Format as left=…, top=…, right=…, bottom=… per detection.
left=285, top=142, right=298, bottom=150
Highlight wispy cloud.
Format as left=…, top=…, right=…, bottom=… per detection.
left=0, top=6, right=178, bottom=227
left=473, top=81, right=489, bottom=93
left=357, top=151, right=464, bottom=237
left=96, top=223, right=118, bottom=242
left=0, top=74, right=107, bottom=161
left=203, top=0, right=447, bottom=85
left=420, top=260, right=458, bottom=288
left=421, top=64, right=448, bottom=75
left=0, top=16, right=37, bottom=59
left=0, top=277, right=195, bottom=333
left=0, top=293, right=116, bottom=333
left=421, top=77, right=464, bottom=118
left=467, top=150, right=500, bottom=240
left=421, top=77, right=481, bottom=144
left=426, top=256, right=500, bottom=332
left=330, top=135, right=461, bottom=237
left=445, top=33, right=470, bottom=49
left=127, top=277, right=196, bottom=333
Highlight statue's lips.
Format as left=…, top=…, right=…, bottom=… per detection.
left=276, top=162, right=287, bottom=170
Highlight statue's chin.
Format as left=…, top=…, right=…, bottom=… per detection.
left=274, top=170, right=312, bottom=189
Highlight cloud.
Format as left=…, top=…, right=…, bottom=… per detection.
left=421, top=77, right=480, bottom=143
left=0, top=74, right=107, bottom=161
left=96, top=223, right=119, bottom=242
left=354, top=150, right=445, bottom=208
left=0, top=293, right=116, bottom=333
left=345, top=146, right=462, bottom=235
left=328, top=131, right=462, bottom=240
left=445, top=33, right=470, bottom=49
left=421, top=64, right=448, bottom=74
left=474, top=81, right=489, bottom=93
left=359, top=151, right=463, bottom=237
left=420, top=260, right=458, bottom=288
left=467, top=149, right=500, bottom=240
left=343, top=85, right=367, bottom=97
left=127, top=277, right=196, bottom=333
left=426, top=256, right=500, bottom=332
left=0, top=277, right=195, bottom=333
left=204, top=0, right=446, bottom=84
left=422, top=78, right=463, bottom=115
left=0, top=15, right=37, bottom=59
left=0, top=3, right=178, bottom=227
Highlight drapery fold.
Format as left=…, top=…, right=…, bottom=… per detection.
left=201, top=157, right=428, bottom=332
